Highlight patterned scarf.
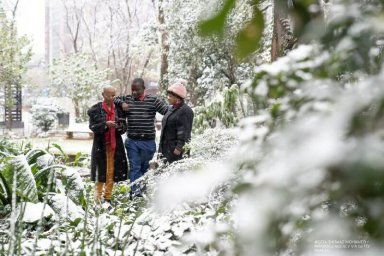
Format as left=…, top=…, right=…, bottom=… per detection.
left=102, top=102, right=116, bottom=152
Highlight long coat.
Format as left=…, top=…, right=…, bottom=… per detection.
left=87, top=102, right=128, bottom=182
left=159, top=103, right=194, bottom=163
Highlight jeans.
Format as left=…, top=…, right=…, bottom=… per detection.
left=125, top=138, right=156, bottom=195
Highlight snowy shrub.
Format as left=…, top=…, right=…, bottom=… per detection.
left=149, top=0, right=384, bottom=255
left=48, top=194, right=84, bottom=223
left=57, top=167, right=85, bottom=206
left=166, top=0, right=270, bottom=109
left=3, top=1, right=384, bottom=256
left=194, top=84, right=242, bottom=133
left=50, top=53, right=110, bottom=122
left=31, top=104, right=63, bottom=135
left=2, top=155, right=39, bottom=203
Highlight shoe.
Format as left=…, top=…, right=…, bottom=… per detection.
left=101, top=201, right=113, bottom=212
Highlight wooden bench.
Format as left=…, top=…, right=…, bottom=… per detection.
left=66, top=124, right=94, bottom=139
left=66, top=130, right=94, bottom=139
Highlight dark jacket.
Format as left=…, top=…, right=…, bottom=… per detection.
left=159, top=103, right=194, bottom=163
left=87, top=102, right=128, bottom=182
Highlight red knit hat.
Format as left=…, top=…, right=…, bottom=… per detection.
left=167, top=79, right=187, bottom=99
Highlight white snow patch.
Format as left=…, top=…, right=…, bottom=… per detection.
left=154, top=162, right=232, bottom=212
left=48, top=194, right=84, bottom=222
left=21, top=202, right=55, bottom=223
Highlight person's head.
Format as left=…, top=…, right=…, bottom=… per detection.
left=102, top=86, right=116, bottom=105
left=131, top=78, right=145, bottom=99
left=167, top=79, right=187, bottom=105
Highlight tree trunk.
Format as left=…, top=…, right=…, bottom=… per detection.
left=156, top=0, right=169, bottom=91
left=272, top=0, right=325, bottom=61
left=73, top=99, right=80, bottom=119
left=271, top=0, right=289, bottom=61
left=188, top=64, right=201, bottom=107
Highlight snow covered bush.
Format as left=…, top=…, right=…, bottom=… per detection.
left=31, top=104, right=63, bottom=135
left=2, top=0, right=384, bottom=255
left=148, top=0, right=384, bottom=255
left=194, top=84, right=242, bottom=133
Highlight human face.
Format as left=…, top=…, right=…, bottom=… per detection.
left=131, top=82, right=145, bottom=99
left=167, top=92, right=179, bottom=105
left=102, top=88, right=116, bottom=105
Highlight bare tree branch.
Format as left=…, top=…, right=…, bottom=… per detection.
left=140, top=48, right=154, bottom=78
left=81, top=4, right=98, bottom=66
left=11, top=0, right=20, bottom=20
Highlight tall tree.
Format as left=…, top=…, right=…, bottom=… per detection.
left=0, top=3, right=31, bottom=130
left=49, top=53, right=109, bottom=120
left=58, top=0, right=159, bottom=95
left=164, top=0, right=265, bottom=106
left=271, top=0, right=295, bottom=61
left=153, top=0, right=169, bottom=90
left=271, top=0, right=325, bottom=61
left=61, top=0, right=84, bottom=53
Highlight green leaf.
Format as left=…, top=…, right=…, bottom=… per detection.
left=60, top=168, right=85, bottom=206
left=70, top=217, right=82, bottom=227
left=51, top=143, right=69, bottom=163
left=3, top=155, right=39, bottom=203
left=25, top=148, right=49, bottom=165
left=270, top=103, right=281, bottom=119
left=233, top=182, right=253, bottom=194
left=34, top=165, right=64, bottom=181
left=234, top=6, right=264, bottom=60
left=198, top=0, right=235, bottom=37
left=73, top=152, right=83, bottom=166
left=0, top=171, right=12, bottom=205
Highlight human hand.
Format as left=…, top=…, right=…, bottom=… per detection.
left=106, top=121, right=117, bottom=128
left=117, top=118, right=126, bottom=128
left=122, top=102, right=129, bottom=111
left=173, top=148, right=181, bottom=156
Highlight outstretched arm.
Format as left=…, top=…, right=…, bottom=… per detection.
left=155, top=97, right=169, bottom=115
left=114, top=95, right=130, bottom=111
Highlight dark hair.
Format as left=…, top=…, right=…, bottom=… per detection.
left=132, top=78, right=145, bottom=88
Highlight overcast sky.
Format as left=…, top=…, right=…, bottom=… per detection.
left=11, top=0, right=45, bottom=64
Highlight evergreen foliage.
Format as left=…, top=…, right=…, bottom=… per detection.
left=49, top=54, right=110, bottom=121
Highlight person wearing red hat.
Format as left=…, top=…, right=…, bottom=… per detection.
left=159, top=79, right=194, bottom=163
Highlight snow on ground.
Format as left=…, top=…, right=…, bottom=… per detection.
left=10, top=128, right=239, bottom=255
